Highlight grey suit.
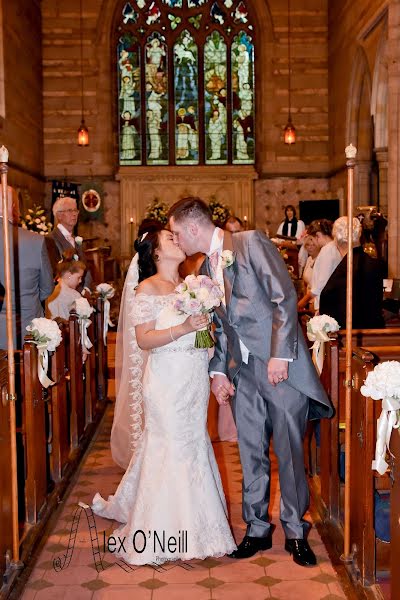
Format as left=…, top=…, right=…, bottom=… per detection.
left=203, top=230, right=333, bottom=539
left=45, top=226, right=92, bottom=292
left=0, top=223, right=54, bottom=349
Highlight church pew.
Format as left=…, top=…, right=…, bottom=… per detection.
left=22, top=338, right=48, bottom=524
left=68, top=312, right=85, bottom=449
left=94, top=295, right=108, bottom=403
left=390, top=420, right=400, bottom=598
left=0, top=351, right=14, bottom=578
left=48, top=320, right=70, bottom=483
left=319, top=328, right=400, bottom=523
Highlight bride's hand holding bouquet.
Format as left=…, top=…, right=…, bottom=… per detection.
left=174, top=275, right=224, bottom=348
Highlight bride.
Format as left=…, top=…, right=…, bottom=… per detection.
left=92, top=227, right=236, bottom=565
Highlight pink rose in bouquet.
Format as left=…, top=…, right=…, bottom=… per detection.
left=173, top=275, right=223, bottom=348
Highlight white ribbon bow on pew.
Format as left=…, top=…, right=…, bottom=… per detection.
left=79, top=317, right=93, bottom=351
left=96, top=284, right=115, bottom=346
left=36, top=343, right=55, bottom=389
left=372, top=397, right=400, bottom=475
left=307, top=329, right=331, bottom=376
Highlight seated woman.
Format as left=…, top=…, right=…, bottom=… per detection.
left=319, top=216, right=385, bottom=329
left=276, top=205, right=305, bottom=242
left=297, top=234, right=320, bottom=311
left=46, top=249, right=86, bottom=320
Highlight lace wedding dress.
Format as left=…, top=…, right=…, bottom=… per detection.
left=92, top=293, right=236, bottom=565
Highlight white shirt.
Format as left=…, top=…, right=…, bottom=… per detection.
left=277, top=219, right=305, bottom=241
left=311, top=240, right=342, bottom=310
left=208, top=228, right=290, bottom=374
left=57, top=223, right=76, bottom=246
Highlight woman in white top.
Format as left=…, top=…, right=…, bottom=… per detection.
left=297, top=235, right=320, bottom=310
left=46, top=249, right=85, bottom=320
left=276, top=205, right=305, bottom=242
left=297, top=219, right=341, bottom=312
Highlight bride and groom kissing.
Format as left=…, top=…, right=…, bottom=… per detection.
left=92, top=197, right=333, bottom=567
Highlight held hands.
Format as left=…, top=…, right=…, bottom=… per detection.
left=211, top=374, right=235, bottom=406
left=185, top=313, right=209, bottom=333
left=267, top=357, right=288, bottom=386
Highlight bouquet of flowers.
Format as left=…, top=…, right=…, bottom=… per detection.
left=173, top=275, right=224, bottom=348
left=144, top=198, right=169, bottom=225
left=360, top=361, right=400, bottom=475
left=208, top=197, right=231, bottom=227
left=306, top=314, right=340, bottom=375
left=26, top=318, right=62, bottom=388
left=74, top=297, right=94, bottom=350
left=21, top=205, right=53, bottom=236
left=96, top=283, right=115, bottom=345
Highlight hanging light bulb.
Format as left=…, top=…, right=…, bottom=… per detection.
left=284, top=115, right=296, bottom=145
left=284, top=0, right=296, bottom=145
left=77, top=0, right=89, bottom=146
left=78, top=120, right=89, bottom=146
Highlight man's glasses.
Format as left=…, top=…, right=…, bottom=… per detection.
left=58, top=209, right=79, bottom=214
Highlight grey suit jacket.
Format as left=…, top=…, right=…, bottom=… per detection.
left=45, top=227, right=92, bottom=292
left=0, top=223, right=54, bottom=349
left=202, top=229, right=333, bottom=420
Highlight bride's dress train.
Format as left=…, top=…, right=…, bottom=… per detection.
left=92, top=294, right=236, bottom=565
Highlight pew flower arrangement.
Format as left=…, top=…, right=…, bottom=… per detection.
left=173, top=274, right=224, bottom=348
left=306, top=314, right=340, bottom=375
left=96, top=283, right=115, bottom=345
left=26, top=318, right=62, bottom=388
left=360, top=361, right=400, bottom=475
left=74, top=297, right=94, bottom=351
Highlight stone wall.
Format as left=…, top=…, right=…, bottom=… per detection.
left=1, top=0, right=45, bottom=209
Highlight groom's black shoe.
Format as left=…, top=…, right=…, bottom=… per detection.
left=229, top=534, right=272, bottom=559
left=284, top=539, right=317, bottom=567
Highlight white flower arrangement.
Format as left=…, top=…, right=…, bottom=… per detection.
left=26, top=318, right=62, bottom=388
left=74, top=297, right=94, bottom=350
left=26, top=317, right=62, bottom=352
left=144, top=198, right=169, bottom=225
left=75, top=236, right=83, bottom=245
left=74, top=297, right=94, bottom=319
left=307, top=314, right=340, bottom=375
left=221, top=250, right=235, bottom=269
left=360, top=361, right=400, bottom=475
left=208, top=197, right=231, bottom=226
left=20, top=205, right=53, bottom=236
left=96, top=283, right=115, bottom=345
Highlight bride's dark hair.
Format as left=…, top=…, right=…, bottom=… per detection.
left=134, top=225, right=165, bottom=282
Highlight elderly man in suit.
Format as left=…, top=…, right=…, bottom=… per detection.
left=169, top=197, right=333, bottom=567
left=0, top=188, right=54, bottom=349
left=45, top=196, right=92, bottom=292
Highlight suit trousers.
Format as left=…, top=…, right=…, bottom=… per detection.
left=232, top=355, right=310, bottom=539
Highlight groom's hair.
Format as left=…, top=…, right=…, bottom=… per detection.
left=168, top=197, right=213, bottom=226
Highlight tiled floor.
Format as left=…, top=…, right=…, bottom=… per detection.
left=19, top=406, right=350, bottom=600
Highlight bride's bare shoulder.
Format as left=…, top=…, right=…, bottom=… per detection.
left=135, top=276, right=160, bottom=296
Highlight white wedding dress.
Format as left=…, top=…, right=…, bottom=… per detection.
left=92, top=293, right=236, bottom=565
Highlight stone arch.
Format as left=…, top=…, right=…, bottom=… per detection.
left=346, top=46, right=374, bottom=205
left=371, top=23, right=388, bottom=149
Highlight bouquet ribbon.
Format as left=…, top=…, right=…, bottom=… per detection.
left=102, top=297, right=114, bottom=346
left=307, top=330, right=331, bottom=375
left=372, top=397, right=400, bottom=475
left=36, top=343, right=55, bottom=388
left=79, top=317, right=93, bottom=351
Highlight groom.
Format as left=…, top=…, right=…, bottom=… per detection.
left=169, top=197, right=333, bottom=567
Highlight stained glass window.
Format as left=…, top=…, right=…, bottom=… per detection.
left=117, top=0, right=255, bottom=166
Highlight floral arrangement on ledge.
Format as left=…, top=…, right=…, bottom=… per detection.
left=208, top=197, right=231, bottom=227
left=21, top=205, right=53, bottom=236
left=144, top=198, right=169, bottom=225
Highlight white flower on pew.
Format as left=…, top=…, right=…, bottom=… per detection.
left=26, top=317, right=62, bottom=388
left=96, top=283, right=115, bottom=346
left=360, top=361, right=400, bottom=476
left=306, top=314, right=340, bottom=376
left=74, top=297, right=94, bottom=351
